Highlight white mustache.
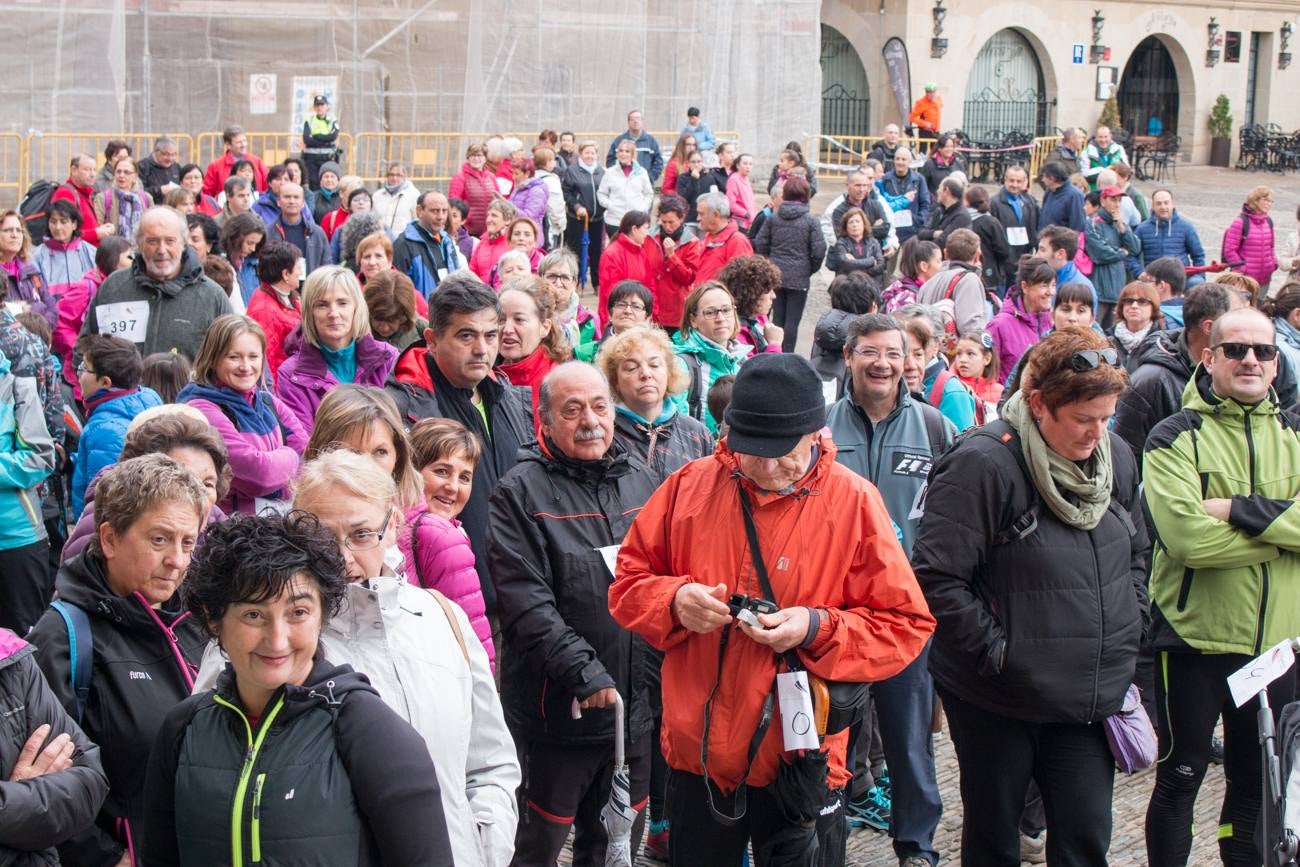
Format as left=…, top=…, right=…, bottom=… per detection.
left=573, top=427, right=604, bottom=442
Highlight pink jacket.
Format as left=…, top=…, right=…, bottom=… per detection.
left=398, top=504, right=496, bottom=669
left=54, top=267, right=107, bottom=388
left=469, top=232, right=512, bottom=286
left=726, top=172, right=757, bottom=229
left=183, top=392, right=308, bottom=515
left=987, top=291, right=1052, bottom=383
left=1223, top=208, right=1278, bottom=290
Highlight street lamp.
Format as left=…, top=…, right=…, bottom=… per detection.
left=1090, top=10, right=1107, bottom=64
left=931, top=0, right=948, bottom=58
left=1207, top=17, right=1221, bottom=66
left=1282, top=21, right=1294, bottom=70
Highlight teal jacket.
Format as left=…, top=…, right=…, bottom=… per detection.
left=670, top=328, right=752, bottom=433
left=0, top=352, right=55, bottom=550
left=1144, top=366, right=1300, bottom=655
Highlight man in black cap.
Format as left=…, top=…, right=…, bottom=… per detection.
left=301, top=94, right=340, bottom=191
left=611, top=353, right=935, bottom=866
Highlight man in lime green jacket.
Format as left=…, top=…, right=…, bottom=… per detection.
left=1142, top=307, right=1300, bottom=866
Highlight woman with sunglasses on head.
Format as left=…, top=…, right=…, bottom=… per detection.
left=912, top=327, right=1149, bottom=866
left=1110, top=281, right=1165, bottom=372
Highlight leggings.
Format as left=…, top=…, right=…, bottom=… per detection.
left=772, top=289, right=807, bottom=354
left=1145, top=651, right=1298, bottom=866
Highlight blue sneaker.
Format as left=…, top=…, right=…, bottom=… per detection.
left=875, top=766, right=892, bottom=804
left=847, top=786, right=891, bottom=832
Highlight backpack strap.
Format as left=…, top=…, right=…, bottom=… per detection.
left=919, top=403, right=948, bottom=462
left=942, top=270, right=965, bottom=301
left=425, top=588, right=471, bottom=666
left=683, top=354, right=706, bottom=421
left=50, top=600, right=93, bottom=724
left=926, top=368, right=954, bottom=409
left=962, top=421, right=1041, bottom=546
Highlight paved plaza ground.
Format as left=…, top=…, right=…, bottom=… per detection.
left=558, top=164, right=1288, bottom=865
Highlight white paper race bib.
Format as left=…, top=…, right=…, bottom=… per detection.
left=1228, top=639, right=1296, bottom=708
left=1006, top=226, right=1029, bottom=246
left=777, top=670, right=820, bottom=751
left=253, top=497, right=291, bottom=516
left=892, top=209, right=913, bottom=228
left=596, top=545, right=621, bottom=578
left=97, top=301, right=149, bottom=343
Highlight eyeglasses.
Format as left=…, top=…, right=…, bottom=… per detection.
left=850, top=347, right=904, bottom=362
left=698, top=306, right=735, bottom=319
left=1215, top=342, right=1279, bottom=362
left=1120, top=298, right=1153, bottom=307
left=612, top=301, right=646, bottom=312
left=1067, top=348, right=1120, bottom=371
left=76, top=363, right=96, bottom=375
left=340, top=509, right=392, bottom=551
left=544, top=272, right=576, bottom=285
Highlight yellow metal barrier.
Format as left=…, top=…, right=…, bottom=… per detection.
left=1028, top=136, right=1062, bottom=181
left=354, top=132, right=487, bottom=187
left=194, top=132, right=353, bottom=176
left=805, top=135, right=937, bottom=181
left=25, top=134, right=194, bottom=189
left=0, top=134, right=25, bottom=208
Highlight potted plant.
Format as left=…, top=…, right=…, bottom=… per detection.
left=1208, top=95, right=1233, bottom=167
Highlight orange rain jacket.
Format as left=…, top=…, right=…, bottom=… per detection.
left=909, top=95, right=942, bottom=135
left=608, top=434, right=935, bottom=793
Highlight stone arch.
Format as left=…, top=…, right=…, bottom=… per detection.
left=962, top=28, right=1055, bottom=138
left=1117, top=34, right=1197, bottom=149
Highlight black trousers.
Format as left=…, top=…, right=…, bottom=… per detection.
left=665, top=769, right=847, bottom=867
left=941, top=688, right=1116, bottom=867
left=772, top=289, right=807, bottom=354
left=0, top=539, right=52, bottom=636
left=512, top=734, right=651, bottom=867
left=1145, top=650, right=1297, bottom=866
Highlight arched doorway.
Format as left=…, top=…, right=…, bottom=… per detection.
left=962, top=29, right=1052, bottom=139
left=820, top=24, right=870, bottom=136
left=1118, top=36, right=1179, bottom=138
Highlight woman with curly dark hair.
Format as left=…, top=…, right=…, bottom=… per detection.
left=142, top=511, right=453, bottom=866
left=717, top=254, right=784, bottom=354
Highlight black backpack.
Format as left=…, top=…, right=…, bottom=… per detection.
left=19, top=179, right=67, bottom=244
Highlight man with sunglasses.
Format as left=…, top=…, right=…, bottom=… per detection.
left=1143, top=307, right=1300, bottom=866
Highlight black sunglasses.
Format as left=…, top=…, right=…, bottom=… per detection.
left=1068, top=348, right=1120, bottom=371
left=1215, top=342, right=1279, bottom=362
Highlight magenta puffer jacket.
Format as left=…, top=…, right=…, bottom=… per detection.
left=987, top=291, right=1053, bottom=384
left=183, top=392, right=308, bottom=515
left=1222, top=208, right=1278, bottom=290
left=274, top=335, right=398, bottom=435
left=398, top=503, right=496, bottom=670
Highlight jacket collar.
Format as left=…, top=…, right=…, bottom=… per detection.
left=716, top=431, right=839, bottom=506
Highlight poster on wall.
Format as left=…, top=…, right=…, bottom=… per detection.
left=1095, top=66, right=1118, bottom=101
left=881, top=38, right=912, bottom=123
left=291, top=76, right=338, bottom=137
left=249, top=74, right=277, bottom=115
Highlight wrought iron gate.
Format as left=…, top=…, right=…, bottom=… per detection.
left=961, top=29, right=1052, bottom=139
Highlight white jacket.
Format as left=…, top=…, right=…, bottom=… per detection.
left=373, top=181, right=421, bottom=235
left=195, top=573, right=520, bottom=867
left=596, top=164, right=654, bottom=228
left=535, top=168, right=567, bottom=244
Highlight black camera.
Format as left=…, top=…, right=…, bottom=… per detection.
left=728, top=593, right=778, bottom=628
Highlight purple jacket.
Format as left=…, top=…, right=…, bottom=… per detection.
left=509, top=178, right=550, bottom=236
left=65, top=470, right=227, bottom=562
left=398, top=504, right=496, bottom=670
left=987, top=291, right=1053, bottom=384
left=183, top=391, right=308, bottom=514
left=274, top=335, right=398, bottom=435
left=1223, top=209, right=1278, bottom=290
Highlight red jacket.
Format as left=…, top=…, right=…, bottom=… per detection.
left=694, top=221, right=754, bottom=286
left=51, top=181, right=101, bottom=245
left=202, top=151, right=268, bottom=199
left=597, top=233, right=662, bottom=329
left=652, top=231, right=700, bottom=330
left=448, top=163, right=501, bottom=237
left=469, top=233, right=512, bottom=286
left=245, top=284, right=302, bottom=383
left=609, top=436, right=935, bottom=792
left=320, top=206, right=349, bottom=241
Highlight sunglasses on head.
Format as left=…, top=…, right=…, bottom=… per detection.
left=1068, top=348, right=1120, bottom=371
left=1215, top=342, right=1279, bottom=362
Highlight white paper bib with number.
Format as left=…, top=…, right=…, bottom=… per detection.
left=596, top=544, right=621, bottom=578
left=777, top=670, right=821, bottom=751
left=1006, top=226, right=1029, bottom=246
left=97, top=301, right=149, bottom=343
left=892, top=209, right=913, bottom=228
left=253, top=497, right=292, bottom=516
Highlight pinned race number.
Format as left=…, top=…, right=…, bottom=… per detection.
left=596, top=545, right=621, bottom=578
left=777, top=670, right=821, bottom=751
left=892, top=209, right=913, bottom=229
left=1228, top=639, right=1297, bottom=708
left=97, top=301, right=149, bottom=343
left=1006, top=226, right=1029, bottom=246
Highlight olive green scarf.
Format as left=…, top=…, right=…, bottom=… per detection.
left=1001, top=391, right=1112, bottom=530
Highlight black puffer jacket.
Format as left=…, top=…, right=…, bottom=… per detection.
left=969, top=210, right=1012, bottom=290
left=1114, top=327, right=1300, bottom=469
left=0, top=631, right=108, bottom=866
left=142, top=656, right=451, bottom=866
left=487, top=439, right=661, bottom=745
left=752, top=201, right=828, bottom=291
left=912, top=422, right=1150, bottom=724
left=613, top=408, right=713, bottom=484
left=915, top=199, right=972, bottom=250
left=28, top=550, right=208, bottom=867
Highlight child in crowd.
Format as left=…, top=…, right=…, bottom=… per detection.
left=71, top=334, right=162, bottom=518
left=952, top=331, right=1003, bottom=423
left=140, top=352, right=193, bottom=403
left=33, top=200, right=95, bottom=299
left=706, top=374, right=735, bottom=441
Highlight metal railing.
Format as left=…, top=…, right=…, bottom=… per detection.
left=194, top=132, right=355, bottom=175
left=805, top=133, right=1063, bottom=183
left=23, top=133, right=194, bottom=200
left=0, top=134, right=24, bottom=207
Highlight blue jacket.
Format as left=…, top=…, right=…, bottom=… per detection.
left=681, top=122, right=716, bottom=152
left=605, top=131, right=664, bottom=182
left=391, top=222, right=464, bottom=299
left=1039, top=183, right=1085, bottom=233
left=876, top=170, right=930, bottom=242
left=252, top=191, right=316, bottom=229
left=1084, top=210, right=1142, bottom=303
left=1128, top=210, right=1205, bottom=277
left=923, top=359, right=976, bottom=432
left=0, top=352, right=55, bottom=550
left=73, top=387, right=162, bottom=518
left=236, top=257, right=259, bottom=306
left=1055, top=261, right=1096, bottom=306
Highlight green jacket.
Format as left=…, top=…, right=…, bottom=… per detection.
left=1144, top=366, right=1300, bottom=655
left=669, top=328, right=752, bottom=433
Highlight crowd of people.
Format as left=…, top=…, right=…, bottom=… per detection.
left=0, top=100, right=1297, bottom=867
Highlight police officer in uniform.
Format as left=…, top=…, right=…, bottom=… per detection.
left=302, top=95, right=341, bottom=191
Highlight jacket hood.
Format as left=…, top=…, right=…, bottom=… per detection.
left=55, top=548, right=189, bottom=629
left=214, top=653, right=378, bottom=725
left=1183, top=359, right=1283, bottom=417
left=814, top=308, right=856, bottom=353
left=1132, top=326, right=1192, bottom=376
left=1001, top=292, right=1053, bottom=330
left=126, top=246, right=208, bottom=297
left=776, top=201, right=809, bottom=219
left=392, top=340, right=435, bottom=392
left=674, top=328, right=751, bottom=367
left=715, top=431, right=840, bottom=505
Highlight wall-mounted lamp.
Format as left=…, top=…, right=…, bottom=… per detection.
left=931, top=0, right=948, bottom=58
left=1282, top=21, right=1294, bottom=70
left=1090, top=10, right=1107, bottom=64
left=1206, top=17, right=1221, bottom=66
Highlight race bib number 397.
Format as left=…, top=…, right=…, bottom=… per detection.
left=97, top=301, right=149, bottom=343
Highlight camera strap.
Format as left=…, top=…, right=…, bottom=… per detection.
left=738, top=485, right=801, bottom=674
